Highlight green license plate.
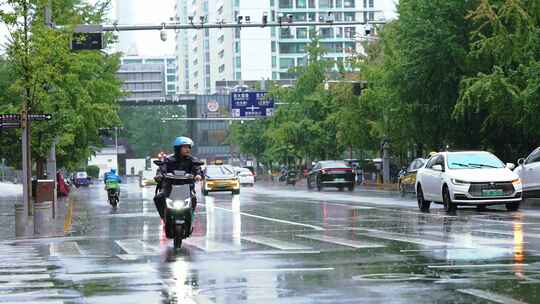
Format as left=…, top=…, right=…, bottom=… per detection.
left=335, top=178, right=345, bottom=182
left=482, top=189, right=504, bottom=197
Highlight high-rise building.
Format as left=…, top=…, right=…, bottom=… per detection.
left=118, top=56, right=178, bottom=98
left=174, top=0, right=395, bottom=93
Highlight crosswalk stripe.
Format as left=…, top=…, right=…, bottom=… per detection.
left=241, top=236, right=312, bottom=250
left=115, top=239, right=159, bottom=255
left=49, top=241, right=81, bottom=257
left=297, top=234, right=386, bottom=249
left=183, top=237, right=241, bottom=252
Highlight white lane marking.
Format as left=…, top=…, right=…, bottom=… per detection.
left=58, top=272, right=151, bottom=282
left=457, top=289, right=528, bottom=304
left=0, top=274, right=51, bottom=282
left=116, top=254, right=141, bottom=261
left=49, top=241, right=81, bottom=256
left=0, top=268, right=47, bottom=274
left=356, top=229, right=450, bottom=246
left=241, top=236, right=312, bottom=250
left=428, top=263, right=528, bottom=270
left=115, top=239, right=159, bottom=255
left=242, top=267, right=334, bottom=273
left=0, top=282, right=55, bottom=290
left=239, top=250, right=321, bottom=255
left=297, top=234, right=385, bottom=249
left=420, top=230, right=527, bottom=246
left=212, top=206, right=324, bottom=231
left=183, top=236, right=241, bottom=252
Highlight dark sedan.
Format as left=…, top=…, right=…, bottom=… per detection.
left=307, top=160, right=355, bottom=191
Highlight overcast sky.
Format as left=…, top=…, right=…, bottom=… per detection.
left=0, top=0, right=177, bottom=56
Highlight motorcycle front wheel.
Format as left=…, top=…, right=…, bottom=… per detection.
left=174, top=225, right=183, bottom=249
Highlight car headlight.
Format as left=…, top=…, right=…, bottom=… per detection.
left=512, top=178, right=522, bottom=186
left=451, top=179, right=470, bottom=185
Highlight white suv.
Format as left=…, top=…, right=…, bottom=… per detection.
left=514, top=147, right=540, bottom=198
left=415, top=151, right=522, bottom=212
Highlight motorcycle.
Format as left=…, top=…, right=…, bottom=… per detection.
left=154, top=161, right=197, bottom=249
left=105, top=180, right=119, bottom=208
left=286, top=171, right=297, bottom=186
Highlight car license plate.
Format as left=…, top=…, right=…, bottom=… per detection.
left=482, top=189, right=504, bottom=197
left=335, top=178, right=345, bottom=182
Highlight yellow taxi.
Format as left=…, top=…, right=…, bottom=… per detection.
left=203, top=165, right=240, bottom=195
left=398, top=158, right=426, bottom=196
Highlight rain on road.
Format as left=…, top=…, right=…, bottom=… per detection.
left=1, top=179, right=540, bottom=304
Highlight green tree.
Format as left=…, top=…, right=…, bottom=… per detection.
left=455, top=0, right=540, bottom=160
left=0, top=0, right=123, bottom=173
left=119, top=105, right=188, bottom=158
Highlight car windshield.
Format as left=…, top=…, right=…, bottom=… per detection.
left=320, top=161, right=349, bottom=168
left=447, top=153, right=505, bottom=169
left=76, top=172, right=87, bottom=178
left=206, top=165, right=235, bottom=178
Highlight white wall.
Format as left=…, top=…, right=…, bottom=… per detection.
left=125, top=159, right=146, bottom=176
left=88, top=154, right=118, bottom=179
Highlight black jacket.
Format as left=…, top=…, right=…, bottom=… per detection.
left=158, top=154, right=203, bottom=177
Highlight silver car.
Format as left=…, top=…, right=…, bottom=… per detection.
left=515, top=147, right=540, bottom=198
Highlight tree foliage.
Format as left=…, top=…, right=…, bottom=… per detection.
left=229, top=0, right=540, bottom=166
left=0, top=0, right=123, bottom=171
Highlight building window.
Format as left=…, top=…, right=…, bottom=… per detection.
left=167, top=75, right=176, bottom=82
left=205, top=65, right=210, bottom=75
left=193, top=59, right=198, bottom=66
left=296, top=0, right=306, bottom=8
left=279, top=0, right=293, bottom=8
left=235, top=72, right=242, bottom=80
left=194, top=83, right=199, bottom=89
left=363, top=0, right=367, bottom=8
left=280, top=28, right=293, bottom=39
left=194, top=71, right=198, bottom=77
left=167, top=84, right=175, bottom=90
left=344, top=27, right=355, bottom=38
left=369, top=0, right=374, bottom=7
left=344, top=12, right=355, bottom=21
left=218, top=50, right=225, bottom=58
left=297, top=57, right=306, bottom=66
left=344, top=0, right=354, bottom=7
left=296, top=28, right=308, bottom=39
left=219, top=64, right=225, bottom=73
left=319, top=0, right=333, bottom=8
left=271, top=27, right=276, bottom=37
left=271, top=41, right=276, bottom=52
left=280, top=58, right=295, bottom=69
left=235, top=57, right=241, bottom=68
left=308, top=0, right=316, bottom=8
left=218, top=35, right=224, bottom=43
left=334, top=12, right=343, bottom=21
left=235, top=41, right=240, bottom=53
left=320, top=27, right=334, bottom=39
left=336, top=27, right=343, bottom=38
left=369, top=11, right=374, bottom=20
left=235, top=28, right=241, bottom=39
left=308, top=12, right=316, bottom=22
left=336, top=0, right=342, bottom=8
left=272, top=72, right=278, bottom=79
left=272, top=56, right=277, bottom=68
left=292, top=12, right=307, bottom=22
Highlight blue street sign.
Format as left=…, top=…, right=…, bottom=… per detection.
left=230, top=91, right=274, bottom=118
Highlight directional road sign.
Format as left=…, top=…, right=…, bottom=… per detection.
left=0, top=113, right=52, bottom=122
left=230, top=92, right=274, bottom=118
left=0, top=122, right=21, bottom=129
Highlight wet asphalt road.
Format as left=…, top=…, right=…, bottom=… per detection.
left=2, top=179, right=540, bottom=303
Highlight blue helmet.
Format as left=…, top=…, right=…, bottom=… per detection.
left=110, top=169, right=116, bottom=174
left=173, top=136, right=194, bottom=148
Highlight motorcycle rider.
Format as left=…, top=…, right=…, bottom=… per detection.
left=104, top=168, right=122, bottom=197
left=153, top=137, right=203, bottom=220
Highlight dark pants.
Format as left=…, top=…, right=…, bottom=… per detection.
left=153, top=181, right=197, bottom=220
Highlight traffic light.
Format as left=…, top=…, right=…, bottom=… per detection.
left=71, top=25, right=104, bottom=51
